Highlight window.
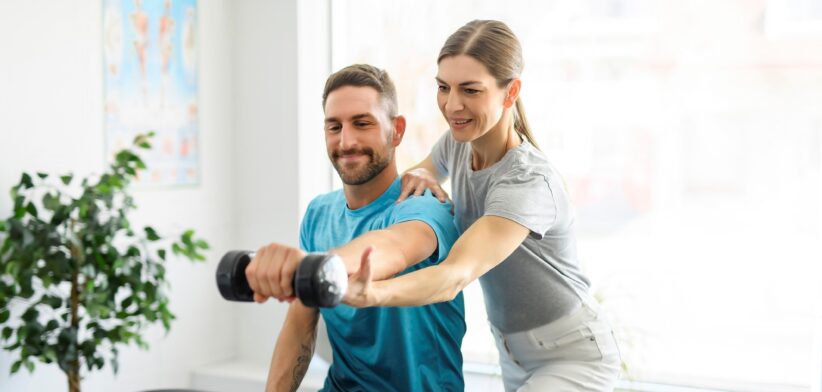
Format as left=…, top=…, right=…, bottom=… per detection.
left=766, top=0, right=822, bottom=39
left=330, top=1, right=822, bottom=389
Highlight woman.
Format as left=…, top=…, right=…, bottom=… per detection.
left=344, top=20, right=621, bottom=391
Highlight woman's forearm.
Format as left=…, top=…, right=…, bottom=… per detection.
left=367, top=216, right=531, bottom=307
left=371, top=262, right=473, bottom=307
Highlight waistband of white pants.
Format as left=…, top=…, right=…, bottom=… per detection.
left=488, top=296, right=603, bottom=341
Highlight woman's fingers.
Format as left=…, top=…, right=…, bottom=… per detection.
left=397, top=178, right=418, bottom=203
left=398, top=168, right=450, bottom=204
left=430, top=184, right=450, bottom=203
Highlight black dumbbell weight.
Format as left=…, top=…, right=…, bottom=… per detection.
left=216, top=251, right=348, bottom=307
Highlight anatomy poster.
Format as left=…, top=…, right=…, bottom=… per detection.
left=103, top=0, right=199, bottom=187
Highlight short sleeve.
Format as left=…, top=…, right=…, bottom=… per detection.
left=430, top=131, right=454, bottom=178
left=484, top=167, right=558, bottom=239
left=391, top=193, right=459, bottom=266
left=299, top=199, right=317, bottom=252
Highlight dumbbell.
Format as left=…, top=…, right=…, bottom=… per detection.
left=216, top=251, right=348, bottom=307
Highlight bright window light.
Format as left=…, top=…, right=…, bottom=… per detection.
left=330, top=1, right=822, bottom=389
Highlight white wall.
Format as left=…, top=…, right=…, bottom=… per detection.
left=0, top=0, right=271, bottom=390
left=0, top=0, right=332, bottom=389
left=230, top=0, right=301, bottom=366
left=228, top=0, right=335, bottom=368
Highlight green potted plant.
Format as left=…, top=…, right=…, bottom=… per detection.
left=0, top=133, right=209, bottom=392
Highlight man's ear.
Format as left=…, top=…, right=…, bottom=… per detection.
left=503, top=79, right=522, bottom=109
left=391, top=115, right=406, bottom=147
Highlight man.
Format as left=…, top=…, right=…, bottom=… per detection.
left=246, top=64, right=465, bottom=392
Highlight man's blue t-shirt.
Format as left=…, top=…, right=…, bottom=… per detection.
left=300, top=177, right=466, bottom=392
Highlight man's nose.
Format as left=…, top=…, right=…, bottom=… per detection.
left=339, top=125, right=358, bottom=150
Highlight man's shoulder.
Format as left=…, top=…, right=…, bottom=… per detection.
left=300, top=190, right=346, bottom=251
left=302, top=190, right=345, bottom=233
left=391, top=193, right=454, bottom=223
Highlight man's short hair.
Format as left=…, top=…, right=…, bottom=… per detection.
left=322, top=64, right=398, bottom=119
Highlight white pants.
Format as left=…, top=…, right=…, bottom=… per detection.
left=489, top=301, right=621, bottom=391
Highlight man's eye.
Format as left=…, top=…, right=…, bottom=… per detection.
left=355, top=122, right=371, bottom=127
left=327, top=126, right=341, bottom=133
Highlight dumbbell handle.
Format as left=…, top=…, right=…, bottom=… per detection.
left=216, top=250, right=348, bottom=307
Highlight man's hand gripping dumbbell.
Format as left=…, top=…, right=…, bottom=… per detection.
left=216, top=244, right=352, bottom=308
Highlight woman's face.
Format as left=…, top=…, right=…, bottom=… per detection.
left=436, top=55, right=509, bottom=143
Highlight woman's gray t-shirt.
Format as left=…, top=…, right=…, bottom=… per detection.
left=431, top=131, right=590, bottom=333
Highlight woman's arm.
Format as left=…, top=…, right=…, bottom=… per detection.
left=405, top=153, right=442, bottom=178
left=345, top=215, right=530, bottom=307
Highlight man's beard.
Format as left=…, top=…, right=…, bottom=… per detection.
left=331, top=146, right=392, bottom=185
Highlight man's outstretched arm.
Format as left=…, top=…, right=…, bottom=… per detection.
left=266, top=302, right=319, bottom=392
left=332, top=219, right=438, bottom=279
left=246, top=220, right=440, bottom=302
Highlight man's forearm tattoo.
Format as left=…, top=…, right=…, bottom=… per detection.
left=289, top=323, right=317, bottom=392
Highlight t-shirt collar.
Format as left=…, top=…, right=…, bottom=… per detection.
left=344, top=177, right=402, bottom=216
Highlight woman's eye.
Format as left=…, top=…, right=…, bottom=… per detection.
left=464, top=88, right=479, bottom=95
left=437, top=85, right=448, bottom=92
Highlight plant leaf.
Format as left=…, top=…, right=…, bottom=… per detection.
left=46, top=296, right=62, bottom=309
left=1, top=327, right=12, bottom=340
left=20, top=173, right=33, bottom=189
left=144, top=227, right=160, bottom=241
left=42, top=193, right=61, bottom=212
left=181, top=230, right=194, bottom=245
left=13, top=195, right=24, bottom=210
left=25, top=202, right=38, bottom=217
left=21, top=308, right=38, bottom=322
left=0, top=130, right=207, bottom=378
left=121, top=296, right=134, bottom=310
